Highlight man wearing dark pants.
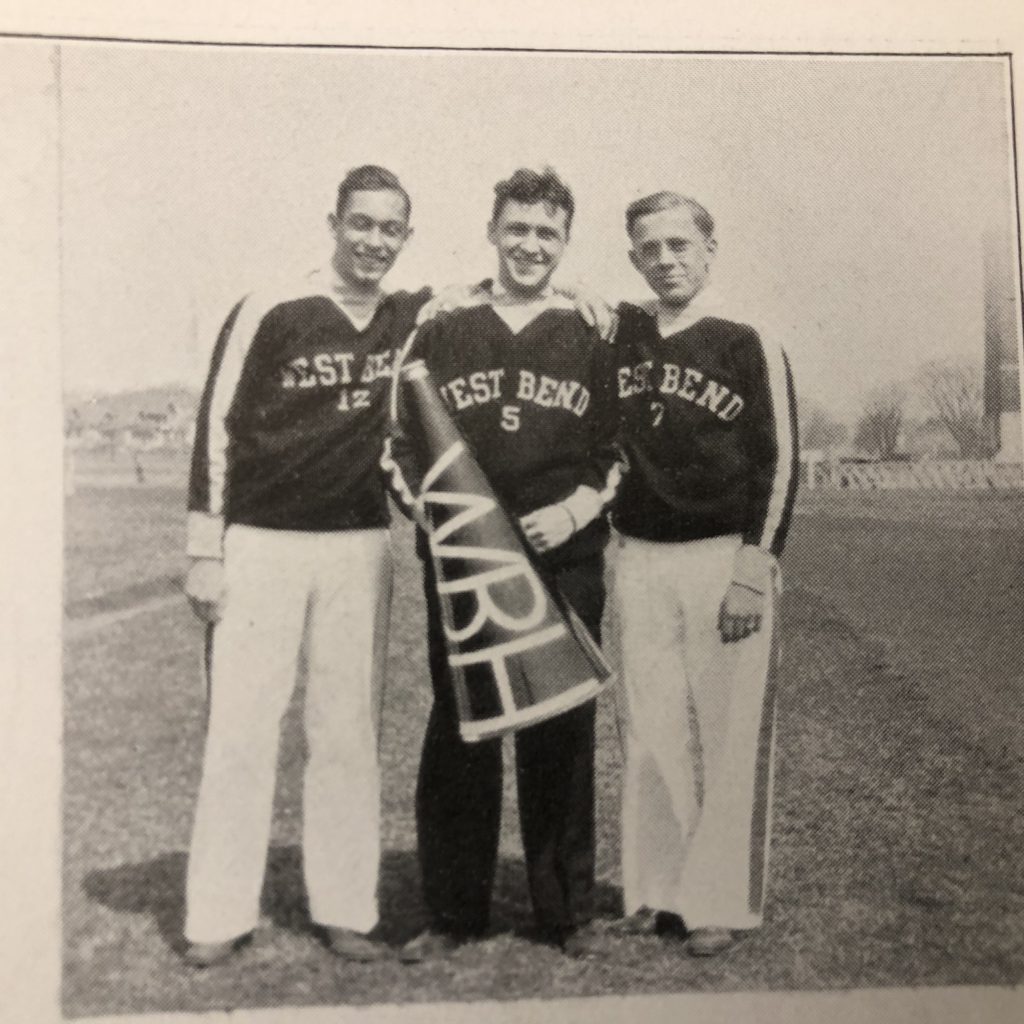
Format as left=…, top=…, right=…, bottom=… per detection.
left=415, top=556, right=604, bottom=942
left=385, top=167, right=622, bottom=958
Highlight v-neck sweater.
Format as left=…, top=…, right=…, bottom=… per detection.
left=188, top=271, right=429, bottom=555
left=390, top=302, right=621, bottom=565
left=612, top=302, right=799, bottom=554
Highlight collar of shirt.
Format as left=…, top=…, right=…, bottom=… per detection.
left=649, top=286, right=721, bottom=338
left=485, top=279, right=575, bottom=309
left=308, top=264, right=388, bottom=328
left=481, top=279, right=574, bottom=333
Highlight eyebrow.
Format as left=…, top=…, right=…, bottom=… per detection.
left=506, top=220, right=561, bottom=233
left=641, top=237, right=692, bottom=247
left=347, top=213, right=405, bottom=226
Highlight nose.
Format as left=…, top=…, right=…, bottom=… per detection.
left=365, top=224, right=386, bottom=249
left=517, top=229, right=541, bottom=253
left=654, top=243, right=675, bottom=268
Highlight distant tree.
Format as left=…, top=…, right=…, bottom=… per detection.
left=915, top=358, right=993, bottom=459
left=854, top=386, right=905, bottom=459
left=800, top=398, right=849, bottom=451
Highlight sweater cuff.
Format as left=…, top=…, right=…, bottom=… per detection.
left=561, top=485, right=603, bottom=533
left=732, top=544, right=776, bottom=594
left=187, top=512, right=225, bottom=559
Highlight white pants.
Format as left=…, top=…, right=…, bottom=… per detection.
left=615, top=534, right=779, bottom=931
left=185, top=525, right=392, bottom=944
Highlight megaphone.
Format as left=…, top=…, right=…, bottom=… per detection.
left=396, top=355, right=613, bottom=743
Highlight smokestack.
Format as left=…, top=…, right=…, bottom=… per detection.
left=983, top=224, right=1023, bottom=463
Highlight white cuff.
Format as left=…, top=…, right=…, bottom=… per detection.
left=732, top=544, right=776, bottom=594
left=187, top=512, right=225, bottom=559
left=561, top=485, right=603, bottom=533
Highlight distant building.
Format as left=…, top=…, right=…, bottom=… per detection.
left=64, top=391, right=197, bottom=451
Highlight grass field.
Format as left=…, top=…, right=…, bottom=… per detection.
left=62, top=485, right=1024, bottom=1016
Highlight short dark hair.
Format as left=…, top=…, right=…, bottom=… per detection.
left=626, top=191, right=714, bottom=240
left=336, top=165, right=411, bottom=220
left=491, top=167, right=575, bottom=232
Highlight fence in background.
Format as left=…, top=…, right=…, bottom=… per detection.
left=66, top=446, right=1024, bottom=494
left=810, top=459, right=1023, bottom=491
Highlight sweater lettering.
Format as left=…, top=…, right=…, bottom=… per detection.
left=619, top=358, right=744, bottom=423
left=438, top=368, right=589, bottom=417
left=281, top=349, right=397, bottom=390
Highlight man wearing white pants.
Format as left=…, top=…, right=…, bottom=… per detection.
left=183, top=166, right=428, bottom=966
left=612, top=192, right=798, bottom=956
left=186, top=527, right=391, bottom=945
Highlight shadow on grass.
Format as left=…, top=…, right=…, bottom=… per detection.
left=83, top=846, right=624, bottom=953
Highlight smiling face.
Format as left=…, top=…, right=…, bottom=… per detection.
left=328, top=188, right=412, bottom=290
left=487, top=199, right=570, bottom=299
left=628, top=205, right=717, bottom=308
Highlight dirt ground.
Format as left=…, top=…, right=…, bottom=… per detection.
left=61, top=486, right=1024, bottom=1015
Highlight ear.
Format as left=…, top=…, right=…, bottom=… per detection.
left=327, top=212, right=340, bottom=238
left=628, top=248, right=643, bottom=274
left=486, top=220, right=498, bottom=246
left=402, top=225, right=415, bottom=246
left=706, top=237, right=718, bottom=259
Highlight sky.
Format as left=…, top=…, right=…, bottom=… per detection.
left=58, top=45, right=1018, bottom=418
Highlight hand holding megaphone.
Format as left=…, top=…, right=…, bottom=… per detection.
left=519, top=503, right=576, bottom=553
left=391, top=351, right=614, bottom=743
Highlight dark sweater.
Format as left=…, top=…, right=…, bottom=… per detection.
left=388, top=301, right=623, bottom=566
left=612, top=302, right=798, bottom=555
left=188, top=274, right=428, bottom=540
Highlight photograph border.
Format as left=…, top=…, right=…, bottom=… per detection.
left=3, top=3, right=1024, bottom=1021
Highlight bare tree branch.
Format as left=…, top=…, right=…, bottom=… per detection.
left=915, top=358, right=992, bottom=458
left=854, top=386, right=906, bottom=459
left=800, top=396, right=849, bottom=451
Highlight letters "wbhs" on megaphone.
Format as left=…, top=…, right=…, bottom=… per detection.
left=397, top=357, right=613, bottom=743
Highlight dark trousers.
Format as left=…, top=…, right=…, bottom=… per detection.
left=416, top=553, right=605, bottom=940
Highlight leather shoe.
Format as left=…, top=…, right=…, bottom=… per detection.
left=398, top=929, right=461, bottom=964
left=320, top=926, right=390, bottom=962
left=687, top=927, right=736, bottom=957
left=182, top=932, right=252, bottom=968
left=654, top=911, right=688, bottom=939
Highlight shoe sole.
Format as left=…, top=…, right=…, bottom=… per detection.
left=183, top=934, right=252, bottom=968
left=397, top=939, right=462, bottom=964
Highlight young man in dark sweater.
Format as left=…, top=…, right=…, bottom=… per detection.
left=183, top=166, right=431, bottom=967
left=386, top=168, right=623, bottom=960
left=612, top=192, right=799, bottom=956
